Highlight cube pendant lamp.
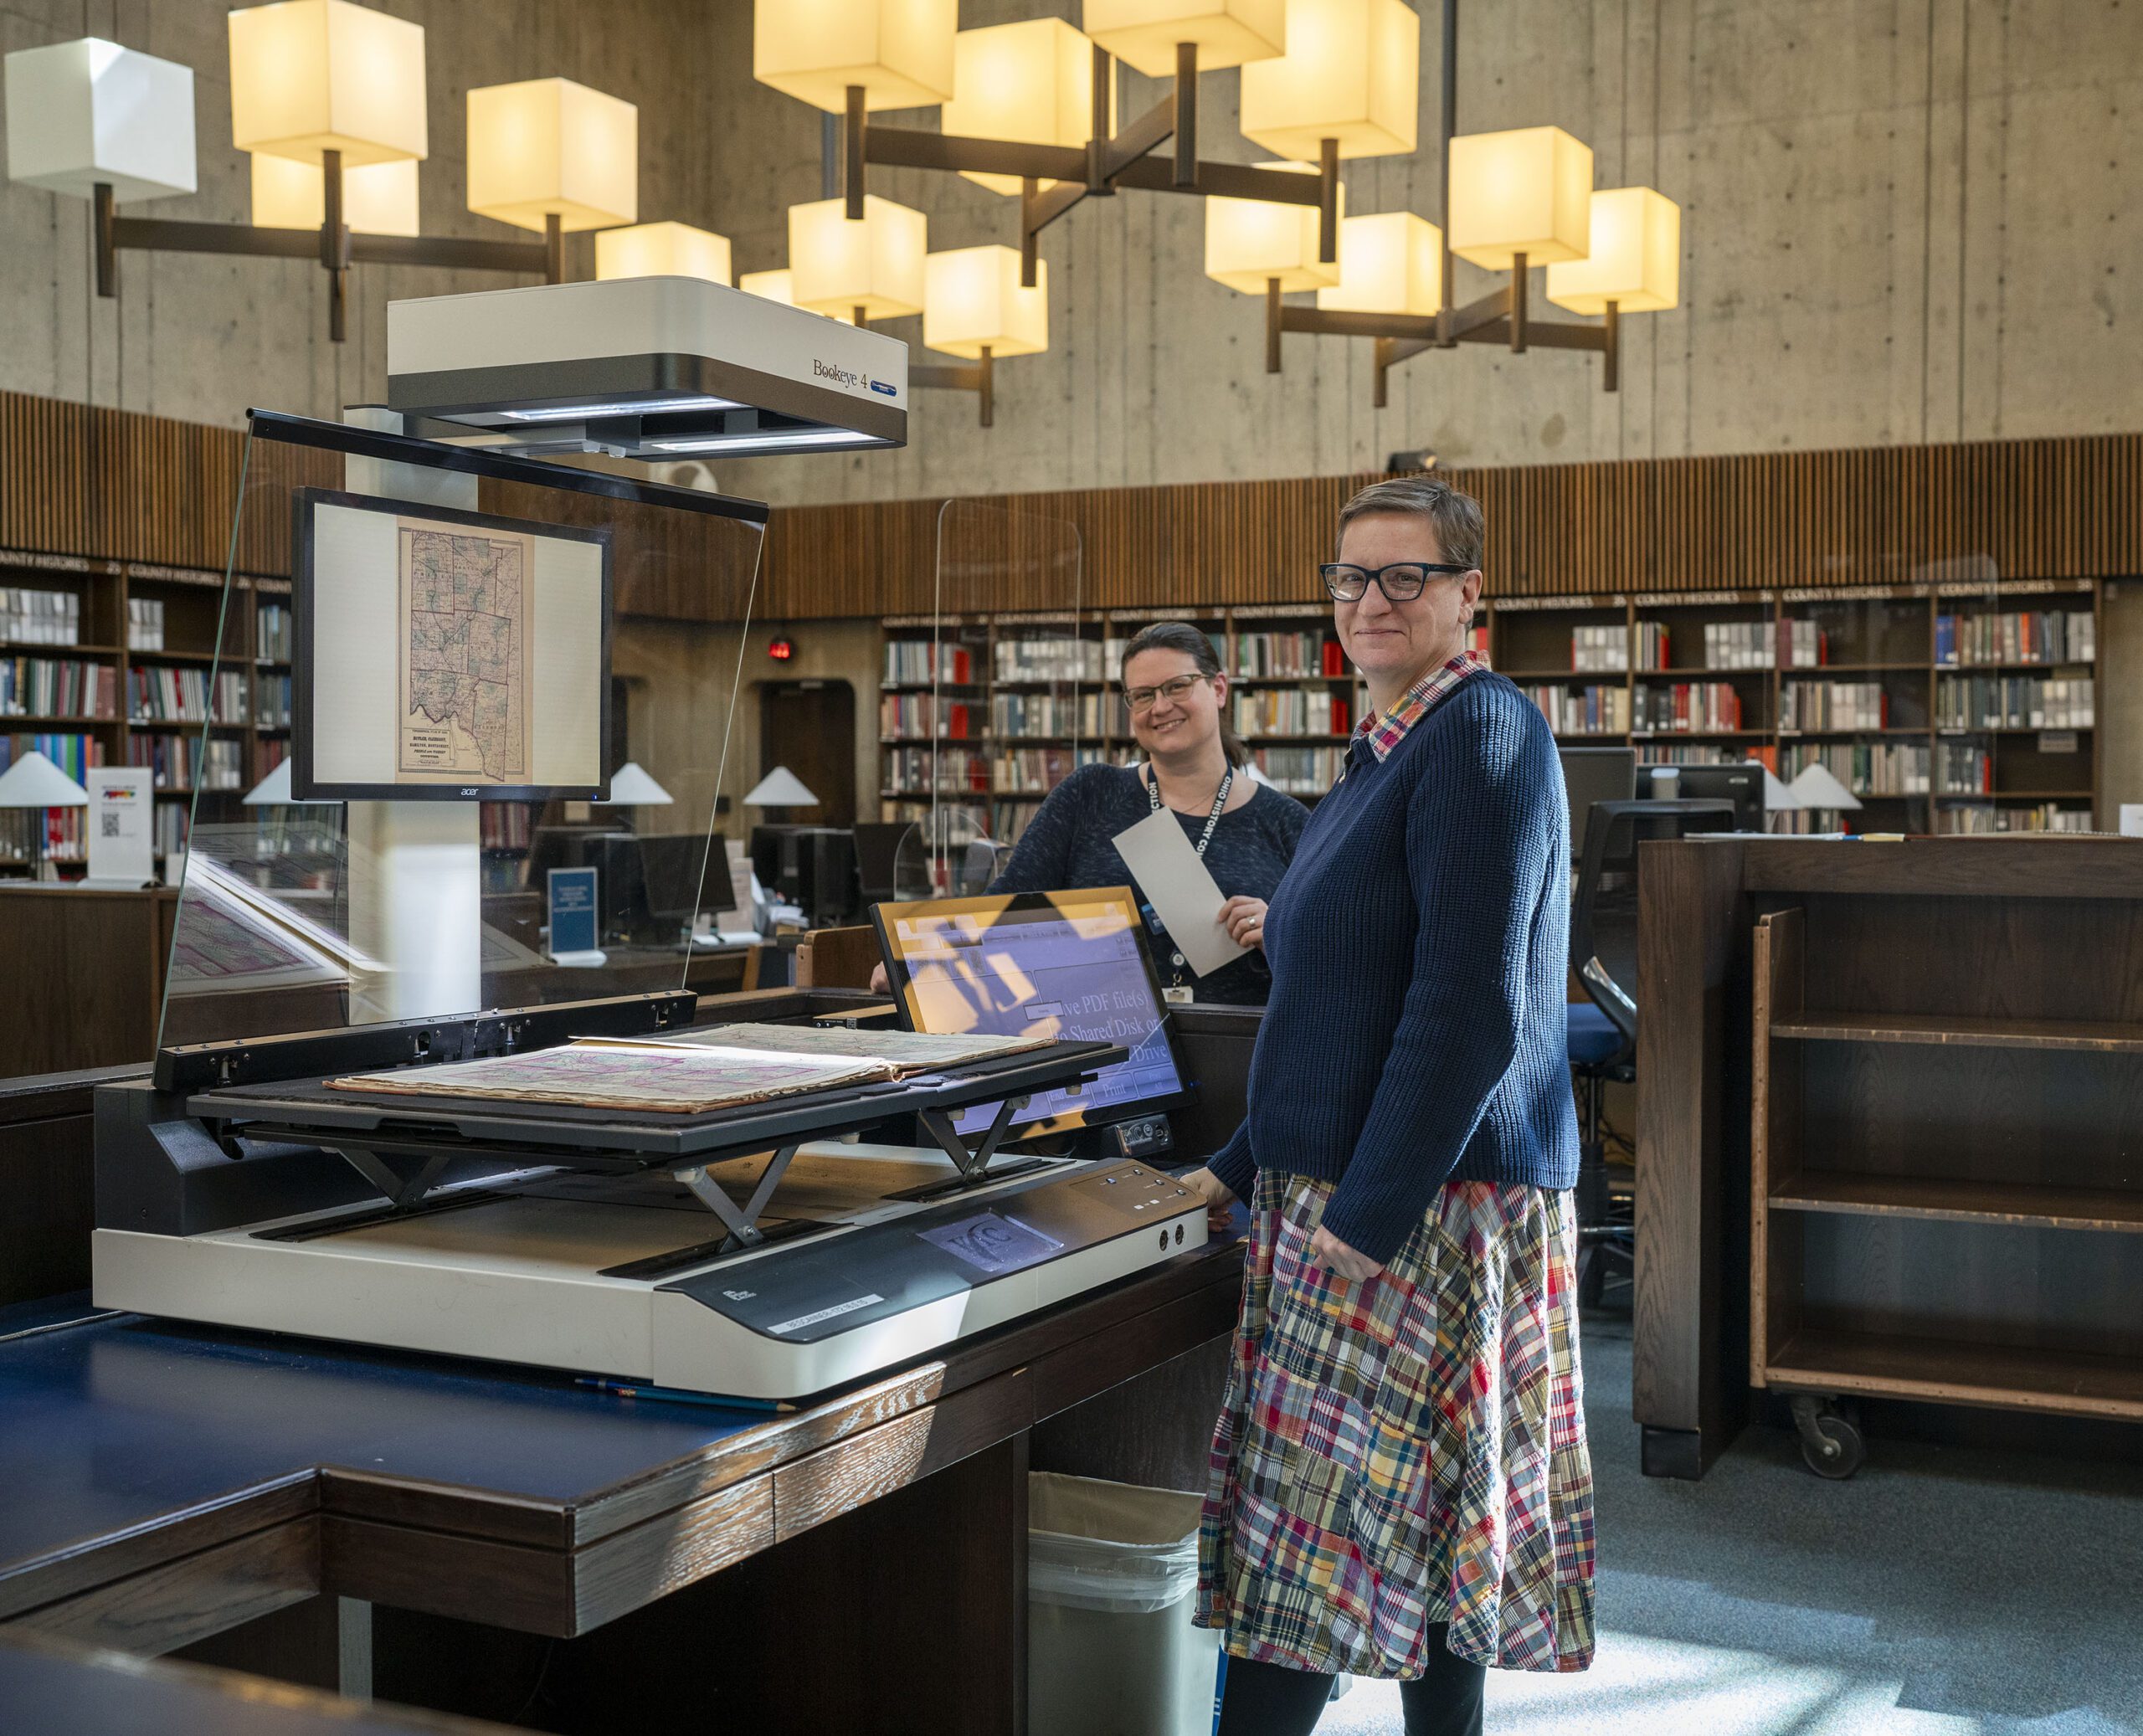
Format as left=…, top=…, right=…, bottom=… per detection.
left=789, top=195, right=928, bottom=321
left=228, top=0, right=428, bottom=167
left=3, top=39, right=197, bottom=202
left=924, top=245, right=1049, bottom=358
left=1447, top=124, right=1593, bottom=270
left=597, top=221, right=734, bottom=285
left=753, top=0, right=958, bottom=112
left=1315, top=211, right=1441, bottom=314
left=942, top=19, right=1113, bottom=197
left=1546, top=186, right=1681, bottom=315
left=251, top=153, right=419, bottom=235
left=467, top=77, right=638, bottom=233
left=1204, top=162, right=1344, bottom=295
left=1240, top=0, right=1420, bottom=162
left=1082, top=0, right=1287, bottom=78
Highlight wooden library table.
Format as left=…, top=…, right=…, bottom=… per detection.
left=1634, top=835, right=2143, bottom=1480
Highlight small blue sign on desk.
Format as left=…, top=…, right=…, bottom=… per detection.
left=547, top=865, right=599, bottom=959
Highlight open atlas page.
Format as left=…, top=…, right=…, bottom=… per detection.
left=326, top=1040, right=893, bottom=1114
left=581, top=1021, right=1058, bottom=1076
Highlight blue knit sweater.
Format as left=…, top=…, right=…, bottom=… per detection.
left=1204, top=671, right=1579, bottom=1264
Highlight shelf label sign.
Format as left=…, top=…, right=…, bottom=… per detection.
left=547, top=865, right=599, bottom=958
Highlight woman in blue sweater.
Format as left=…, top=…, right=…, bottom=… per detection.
left=1185, top=479, right=1595, bottom=1736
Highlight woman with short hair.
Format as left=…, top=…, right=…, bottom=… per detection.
left=1185, top=477, right=1595, bottom=1735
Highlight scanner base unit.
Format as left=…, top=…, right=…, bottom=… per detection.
left=93, top=1145, right=1207, bottom=1400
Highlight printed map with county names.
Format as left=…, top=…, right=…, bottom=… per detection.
left=397, top=519, right=536, bottom=784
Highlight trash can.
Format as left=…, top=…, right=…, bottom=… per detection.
left=1028, top=1471, right=1221, bottom=1736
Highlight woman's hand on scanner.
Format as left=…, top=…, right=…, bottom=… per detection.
left=1179, top=1167, right=1238, bottom=1234
left=869, top=962, right=891, bottom=994
left=1220, top=896, right=1269, bottom=950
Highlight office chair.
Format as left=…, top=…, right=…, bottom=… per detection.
left=1568, top=797, right=1738, bottom=1308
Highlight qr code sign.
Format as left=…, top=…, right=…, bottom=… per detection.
left=101, top=812, right=121, bottom=838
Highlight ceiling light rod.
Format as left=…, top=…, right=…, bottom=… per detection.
left=837, top=42, right=1339, bottom=289
left=93, top=153, right=564, bottom=344
left=910, top=347, right=995, bottom=428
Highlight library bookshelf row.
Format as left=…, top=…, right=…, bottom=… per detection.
left=876, top=583, right=2110, bottom=840
left=1, top=555, right=294, bottom=874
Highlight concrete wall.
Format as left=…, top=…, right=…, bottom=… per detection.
left=2, top=1, right=2136, bottom=509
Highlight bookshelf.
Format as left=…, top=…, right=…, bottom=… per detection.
left=0, top=556, right=297, bottom=875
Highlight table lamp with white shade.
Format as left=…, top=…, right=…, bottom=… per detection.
left=594, top=761, right=675, bottom=814
left=743, top=766, right=818, bottom=813
left=0, top=750, right=90, bottom=878
left=1787, top=762, right=1863, bottom=825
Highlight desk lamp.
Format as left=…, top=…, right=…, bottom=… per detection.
left=1786, top=763, right=1863, bottom=830
left=0, top=750, right=90, bottom=879
left=743, top=766, right=819, bottom=814
left=594, top=761, right=675, bottom=826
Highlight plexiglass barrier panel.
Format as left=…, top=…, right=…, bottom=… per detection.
left=157, top=413, right=764, bottom=1050
left=888, top=500, right=1084, bottom=899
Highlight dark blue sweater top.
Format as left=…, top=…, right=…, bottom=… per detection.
left=1205, top=671, right=1580, bottom=1264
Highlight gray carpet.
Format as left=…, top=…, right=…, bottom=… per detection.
left=1314, top=1319, right=2143, bottom=1735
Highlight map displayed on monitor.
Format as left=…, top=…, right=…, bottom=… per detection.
left=291, top=490, right=611, bottom=801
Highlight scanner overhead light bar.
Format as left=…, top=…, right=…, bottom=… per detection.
left=386, top=275, right=907, bottom=460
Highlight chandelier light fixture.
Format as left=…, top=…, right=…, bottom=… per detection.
left=0, top=0, right=645, bottom=342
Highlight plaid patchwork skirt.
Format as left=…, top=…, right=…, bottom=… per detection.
left=1194, top=1170, right=1596, bottom=1677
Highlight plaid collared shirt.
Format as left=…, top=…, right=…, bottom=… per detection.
left=1352, top=649, right=1491, bottom=766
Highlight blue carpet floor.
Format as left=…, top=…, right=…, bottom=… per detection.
left=1313, top=1319, right=2143, bottom=1735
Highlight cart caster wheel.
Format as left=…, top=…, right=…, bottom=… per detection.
left=1789, top=1394, right=1865, bottom=1480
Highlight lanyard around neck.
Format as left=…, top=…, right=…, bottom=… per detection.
left=1148, top=763, right=1232, bottom=859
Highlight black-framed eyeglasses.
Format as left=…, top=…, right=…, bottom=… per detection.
left=1123, top=673, right=1210, bottom=712
left=1319, top=562, right=1473, bottom=602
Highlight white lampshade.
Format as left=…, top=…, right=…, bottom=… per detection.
left=1203, top=162, right=1344, bottom=295
left=1240, top=0, right=1418, bottom=162
left=1762, top=767, right=1803, bottom=812
left=739, top=268, right=857, bottom=325
left=250, top=153, right=419, bottom=234
left=0, top=751, right=90, bottom=809
left=228, top=0, right=427, bottom=167
left=467, top=77, right=637, bottom=233
left=1546, top=186, right=1681, bottom=315
left=925, top=246, right=1048, bottom=359
left=1082, top=0, right=1287, bottom=78
left=597, top=762, right=676, bottom=805
left=597, top=221, right=733, bottom=285
left=753, top=0, right=958, bottom=113
left=1447, top=125, right=1593, bottom=270
left=3, top=39, right=198, bottom=202
left=744, top=767, right=820, bottom=807
left=943, top=19, right=1113, bottom=197
left=1788, top=763, right=1863, bottom=812
left=789, top=195, right=928, bottom=320
left=1316, top=211, right=1441, bottom=315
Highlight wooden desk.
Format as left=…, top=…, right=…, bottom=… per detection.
left=1634, top=835, right=2143, bottom=1479
left=0, top=886, right=177, bottom=1076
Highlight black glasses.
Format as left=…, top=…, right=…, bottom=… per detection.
left=1123, top=673, right=1209, bottom=712
left=1319, top=562, right=1472, bottom=602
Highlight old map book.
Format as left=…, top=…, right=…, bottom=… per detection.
left=397, top=515, right=535, bottom=785
left=327, top=1040, right=892, bottom=1115
left=593, top=1021, right=1056, bottom=1076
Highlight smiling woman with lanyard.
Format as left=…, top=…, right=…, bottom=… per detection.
left=984, top=621, right=1308, bottom=1005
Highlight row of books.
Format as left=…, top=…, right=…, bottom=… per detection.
left=1251, top=746, right=1346, bottom=794
left=881, top=747, right=990, bottom=794
left=2, top=732, right=103, bottom=781
left=3, top=587, right=81, bottom=647
left=1525, top=685, right=1630, bottom=736
left=995, top=691, right=1113, bottom=739
left=154, top=803, right=189, bottom=860
left=1935, top=609, right=2093, bottom=666
left=994, top=745, right=1103, bottom=794
left=883, top=642, right=978, bottom=686
left=996, top=638, right=1105, bottom=683
left=1636, top=743, right=1732, bottom=765
left=1, top=657, right=117, bottom=719
left=1933, top=743, right=2037, bottom=797
left=1934, top=675, right=2094, bottom=730
left=1233, top=690, right=1351, bottom=737
left=0, top=808, right=87, bottom=863
left=881, top=694, right=981, bottom=740
left=1779, top=742, right=1932, bottom=796
left=127, top=597, right=167, bottom=651
left=126, top=733, right=243, bottom=791
left=480, top=803, right=533, bottom=850
left=1566, top=624, right=1664, bottom=672
left=258, top=603, right=292, bottom=662
left=1780, top=681, right=1885, bottom=731
left=1934, top=802, right=2093, bottom=834
left=127, top=666, right=248, bottom=724
left=1633, top=683, right=1743, bottom=732
left=1700, top=619, right=1828, bottom=670
left=1235, top=632, right=1345, bottom=679
left=256, top=674, right=293, bottom=729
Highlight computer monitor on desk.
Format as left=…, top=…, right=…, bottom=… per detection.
left=1558, top=747, right=1637, bottom=860
left=872, top=887, right=1196, bottom=1146
left=1647, top=762, right=1765, bottom=831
